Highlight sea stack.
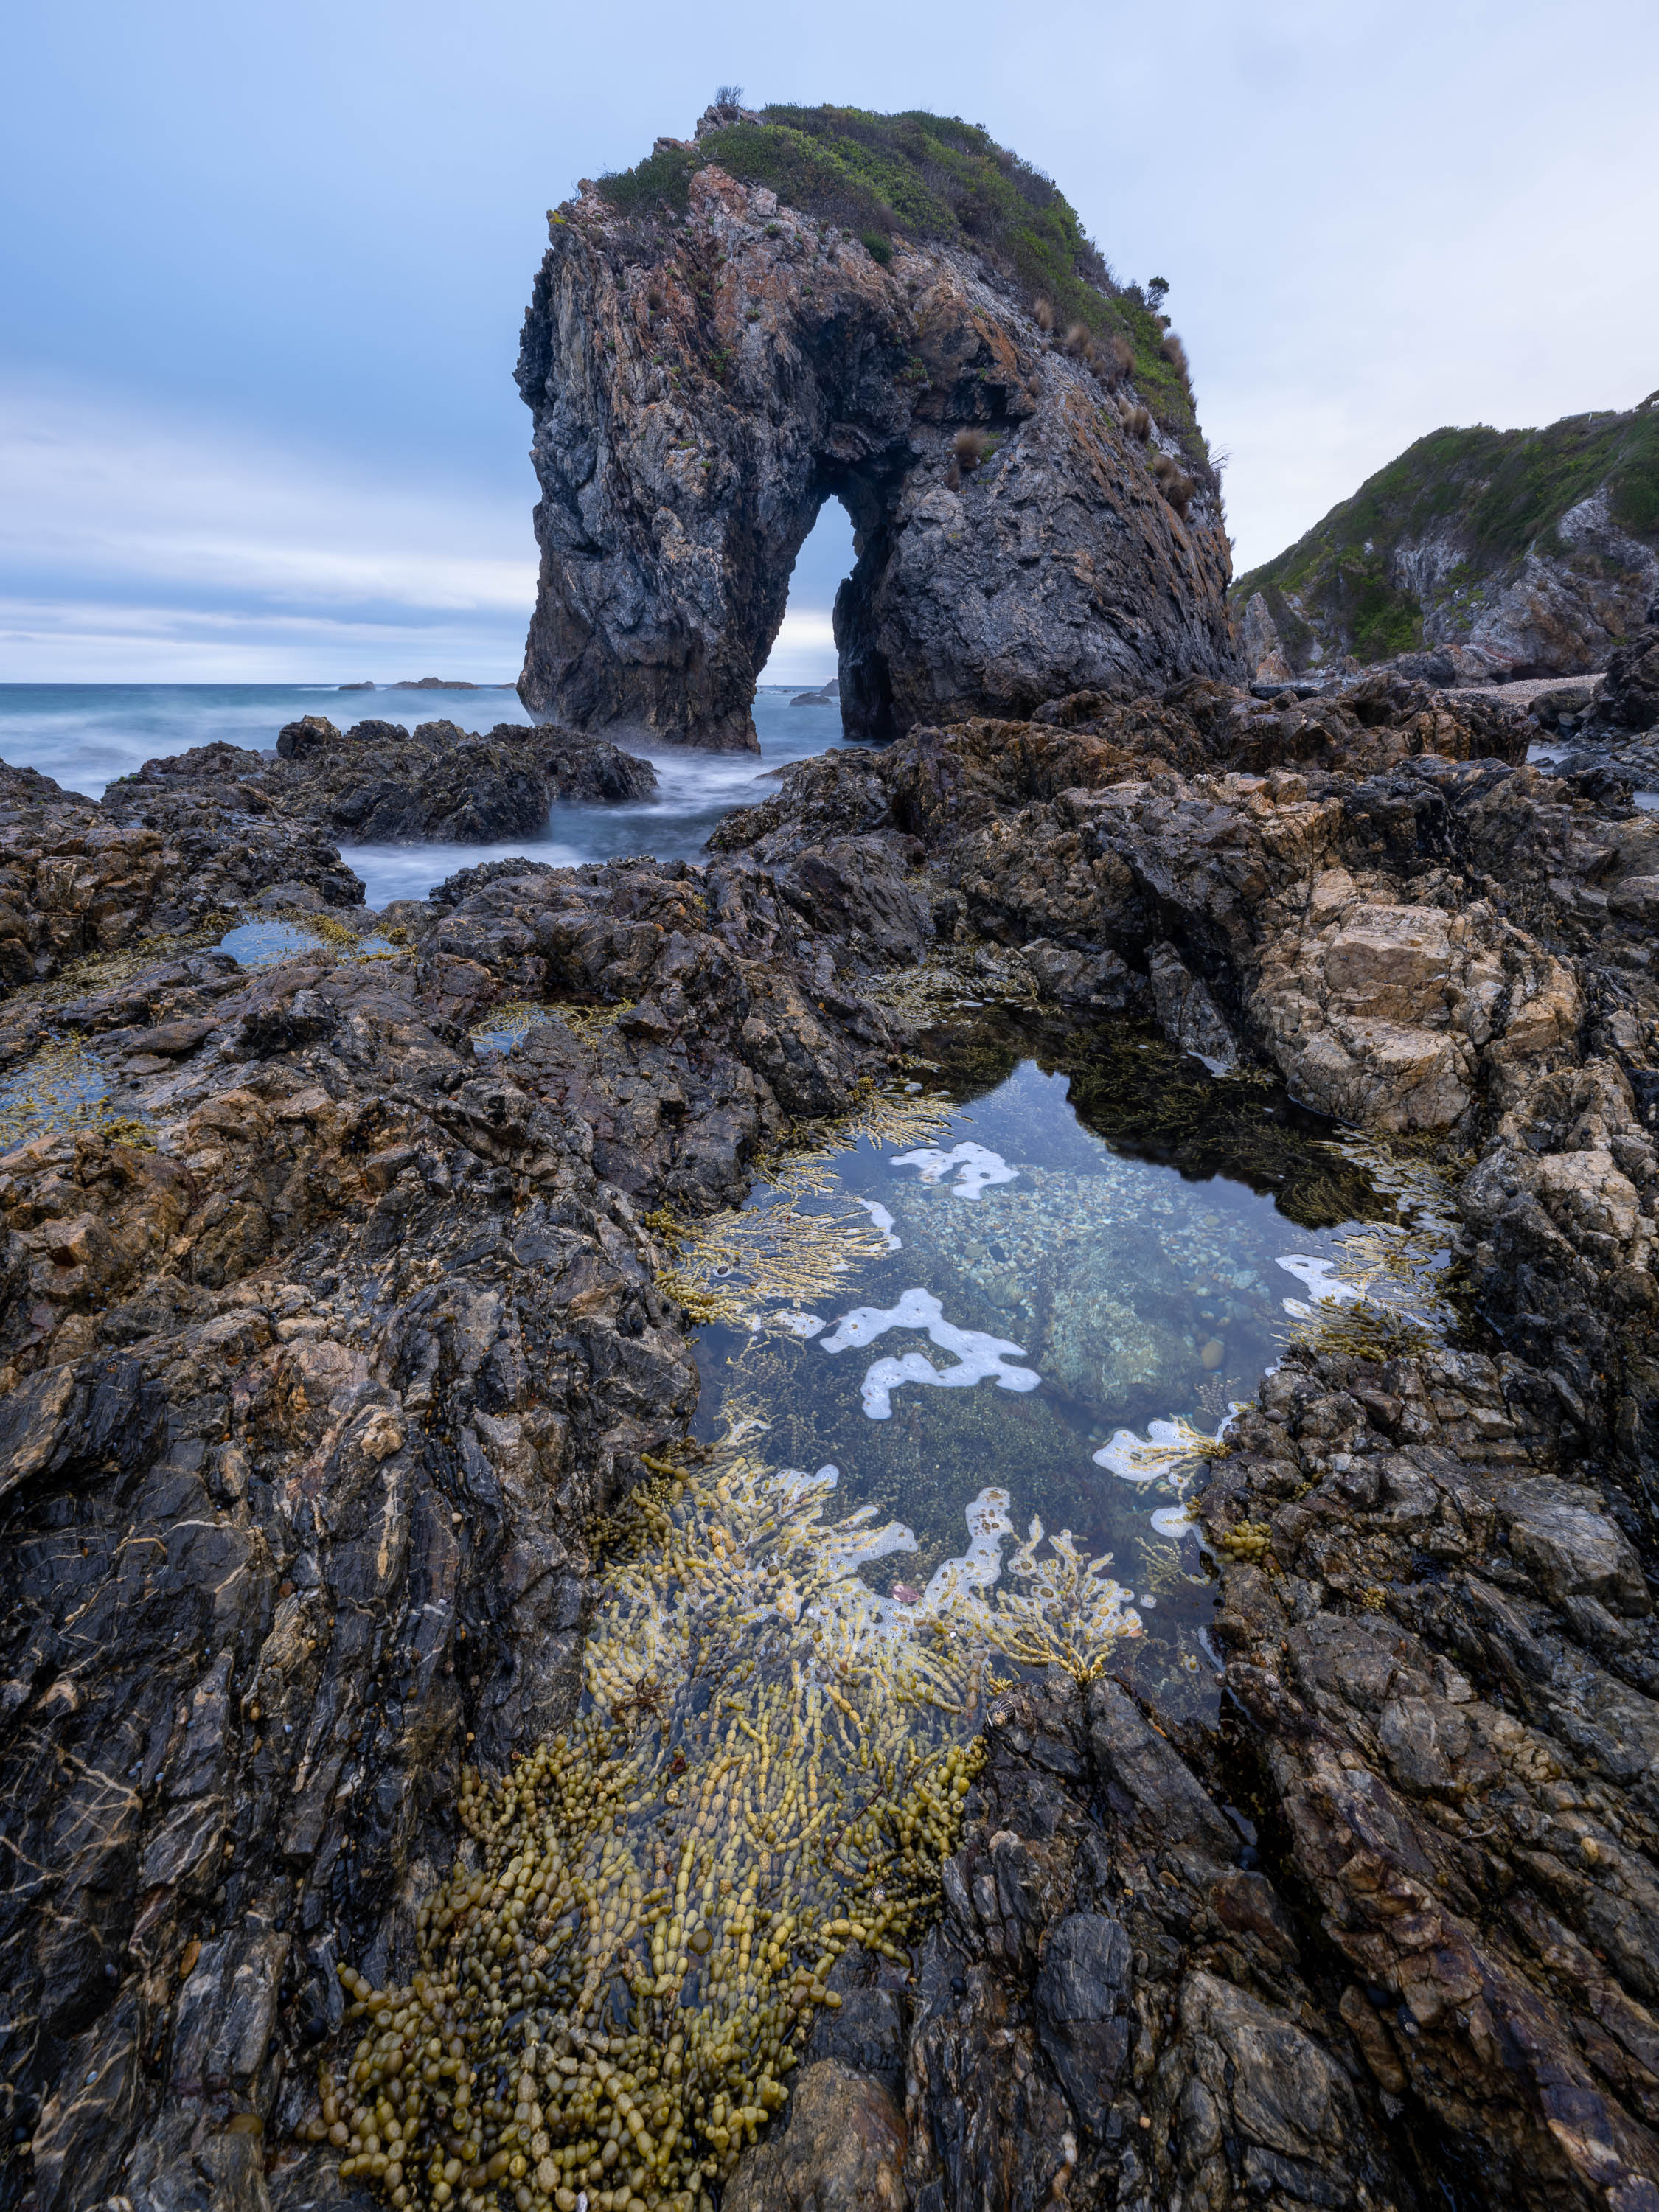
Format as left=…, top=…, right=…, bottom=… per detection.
left=515, top=107, right=1235, bottom=751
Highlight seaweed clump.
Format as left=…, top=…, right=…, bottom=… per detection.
left=0, top=1039, right=153, bottom=1152
left=309, top=1444, right=997, bottom=2212
left=310, top=1408, right=1156, bottom=2212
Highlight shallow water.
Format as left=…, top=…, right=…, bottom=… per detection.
left=638, top=1020, right=1457, bottom=1732
left=0, top=680, right=849, bottom=905
left=214, top=915, right=395, bottom=966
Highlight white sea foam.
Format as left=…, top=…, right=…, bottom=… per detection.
left=819, top=1286, right=1040, bottom=1419
left=1275, top=1253, right=1364, bottom=1312
left=765, top=1310, right=827, bottom=1338
left=1093, top=1416, right=1217, bottom=1484
left=855, top=1198, right=902, bottom=1250
left=888, top=1140, right=1018, bottom=1199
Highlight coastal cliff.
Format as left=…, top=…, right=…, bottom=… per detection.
left=1235, top=392, right=1659, bottom=681
left=515, top=105, right=1235, bottom=751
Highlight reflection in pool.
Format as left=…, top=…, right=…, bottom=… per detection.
left=324, top=1029, right=1458, bottom=2212
left=670, top=1025, right=1454, bottom=1731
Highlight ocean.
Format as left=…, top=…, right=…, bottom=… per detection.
left=0, top=681, right=848, bottom=906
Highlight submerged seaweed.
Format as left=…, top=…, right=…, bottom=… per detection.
left=216, top=911, right=397, bottom=967
left=470, top=1000, right=643, bottom=1057
left=319, top=1046, right=1463, bottom=2212
left=0, top=1038, right=154, bottom=1152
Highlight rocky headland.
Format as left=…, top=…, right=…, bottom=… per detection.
left=1234, top=393, right=1659, bottom=684
left=515, top=106, right=1233, bottom=751
left=1, top=643, right=1658, bottom=2212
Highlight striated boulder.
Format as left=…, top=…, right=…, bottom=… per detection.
left=515, top=114, right=1234, bottom=751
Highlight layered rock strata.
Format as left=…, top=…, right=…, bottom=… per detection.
left=515, top=162, right=1233, bottom=750
left=0, top=661, right=1658, bottom=2210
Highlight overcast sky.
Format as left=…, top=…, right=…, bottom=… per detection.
left=4, top=0, right=1655, bottom=684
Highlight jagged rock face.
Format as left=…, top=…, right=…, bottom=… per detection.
left=6, top=670, right=1659, bottom=2209
left=1586, top=616, right=1659, bottom=737
left=515, top=167, right=1234, bottom=751
left=101, top=717, right=656, bottom=847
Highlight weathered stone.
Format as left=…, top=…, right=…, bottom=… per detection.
left=1586, top=616, right=1659, bottom=736
left=515, top=153, right=1234, bottom=751
left=3, top=613, right=1659, bottom=2212
left=723, top=2060, right=907, bottom=2212
left=108, top=718, right=658, bottom=848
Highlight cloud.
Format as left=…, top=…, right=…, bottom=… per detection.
left=759, top=609, right=837, bottom=687
left=0, top=380, right=538, bottom=679
left=0, top=379, right=852, bottom=684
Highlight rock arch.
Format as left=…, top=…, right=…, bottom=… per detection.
left=516, top=164, right=1236, bottom=751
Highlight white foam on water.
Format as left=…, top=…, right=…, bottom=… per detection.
left=1093, top=1416, right=1216, bottom=1484
left=1276, top=1253, right=1364, bottom=1309
left=855, top=1198, right=902, bottom=1249
left=803, top=1484, right=1018, bottom=1641
left=888, top=1140, right=1018, bottom=1199
left=818, top=1286, right=1040, bottom=1419
left=763, top=1310, right=827, bottom=1338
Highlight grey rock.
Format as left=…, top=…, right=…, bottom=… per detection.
left=803, top=1984, right=906, bottom=2096
left=1147, top=939, right=1239, bottom=1072
left=1234, top=408, right=1659, bottom=681
left=1495, top=1478, right=1652, bottom=1617
left=116, top=718, right=658, bottom=846
left=790, top=678, right=841, bottom=707
left=515, top=166, right=1234, bottom=751
left=1033, top=1913, right=1131, bottom=2132
left=1585, top=619, right=1659, bottom=736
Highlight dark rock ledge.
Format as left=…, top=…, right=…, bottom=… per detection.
left=102, top=715, right=658, bottom=850
left=0, top=664, right=1656, bottom=2212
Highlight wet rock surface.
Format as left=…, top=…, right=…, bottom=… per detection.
left=515, top=161, right=1233, bottom=751
left=0, top=758, right=364, bottom=995
left=1, top=661, right=1658, bottom=2209
left=103, top=718, right=658, bottom=846
left=1585, top=615, right=1659, bottom=740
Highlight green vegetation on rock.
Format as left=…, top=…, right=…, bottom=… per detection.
left=1234, top=394, right=1659, bottom=671
left=594, top=105, right=1204, bottom=462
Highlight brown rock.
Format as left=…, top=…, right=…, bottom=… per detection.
left=515, top=152, right=1234, bottom=751
left=724, top=2061, right=906, bottom=2212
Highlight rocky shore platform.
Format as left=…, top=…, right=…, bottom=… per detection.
left=2, top=664, right=1659, bottom=2212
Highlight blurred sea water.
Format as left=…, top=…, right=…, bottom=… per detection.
left=0, top=681, right=849, bottom=905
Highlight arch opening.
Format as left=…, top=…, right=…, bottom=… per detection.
left=757, top=498, right=855, bottom=702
